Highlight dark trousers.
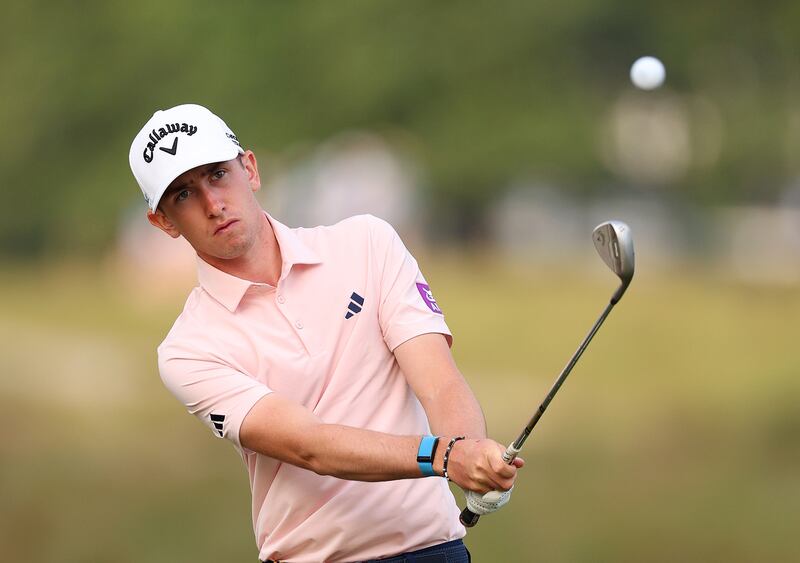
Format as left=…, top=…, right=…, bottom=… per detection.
left=263, top=538, right=471, bottom=563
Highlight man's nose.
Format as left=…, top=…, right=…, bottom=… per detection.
left=201, top=187, right=225, bottom=216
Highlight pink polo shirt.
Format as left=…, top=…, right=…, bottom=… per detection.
left=157, top=213, right=464, bottom=562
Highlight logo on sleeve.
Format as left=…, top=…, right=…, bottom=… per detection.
left=416, top=283, right=443, bottom=314
left=210, top=413, right=225, bottom=437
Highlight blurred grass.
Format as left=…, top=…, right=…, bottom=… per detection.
left=1, top=257, right=799, bottom=562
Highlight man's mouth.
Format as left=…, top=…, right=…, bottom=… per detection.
left=214, top=219, right=238, bottom=235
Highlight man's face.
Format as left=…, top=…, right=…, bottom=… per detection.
left=147, top=150, right=265, bottom=264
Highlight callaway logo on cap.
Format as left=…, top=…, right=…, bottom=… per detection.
left=129, top=103, right=244, bottom=211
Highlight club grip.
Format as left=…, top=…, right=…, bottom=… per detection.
left=460, top=507, right=480, bottom=527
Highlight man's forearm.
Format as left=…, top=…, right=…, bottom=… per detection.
left=241, top=392, right=429, bottom=481
left=424, top=377, right=487, bottom=439
left=299, top=424, right=423, bottom=481
left=393, top=333, right=488, bottom=439
left=392, top=333, right=523, bottom=492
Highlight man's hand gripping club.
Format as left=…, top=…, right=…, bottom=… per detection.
left=441, top=438, right=524, bottom=518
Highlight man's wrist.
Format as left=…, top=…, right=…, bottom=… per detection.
left=431, top=435, right=466, bottom=478
left=441, top=436, right=466, bottom=480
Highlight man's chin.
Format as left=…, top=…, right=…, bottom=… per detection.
left=211, top=237, right=256, bottom=260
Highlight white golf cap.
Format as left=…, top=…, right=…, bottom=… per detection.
left=129, top=103, right=245, bottom=211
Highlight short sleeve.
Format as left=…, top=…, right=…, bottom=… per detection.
left=369, top=216, right=453, bottom=351
left=157, top=341, right=271, bottom=449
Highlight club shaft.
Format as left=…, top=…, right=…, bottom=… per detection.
left=461, top=298, right=619, bottom=527
left=462, top=280, right=631, bottom=528
left=506, top=299, right=616, bottom=457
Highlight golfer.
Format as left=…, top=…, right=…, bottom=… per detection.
left=129, top=104, right=523, bottom=562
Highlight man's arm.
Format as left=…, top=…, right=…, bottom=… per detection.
left=393, top=332, right=486, bottom=439
left=238, top=349, right=520, bottom=494
left=393, top=332, right=524, bottom=491
left=240, top=393, right=422, bottom=481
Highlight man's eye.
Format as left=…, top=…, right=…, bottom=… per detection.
left=175, top=190, right=190, bottom=202
left=212, top=169, right=226, bottom=180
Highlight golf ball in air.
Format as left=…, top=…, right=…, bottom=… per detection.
left=630, top=56, right=665, bottom=90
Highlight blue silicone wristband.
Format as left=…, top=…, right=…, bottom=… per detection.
left=417, top=435, right=440, bottom=477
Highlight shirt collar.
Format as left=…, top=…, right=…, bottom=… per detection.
left=196, top=212, right=322, bottom=312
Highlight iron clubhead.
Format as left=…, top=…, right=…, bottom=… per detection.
left=592, top=221, right=635, bottom=304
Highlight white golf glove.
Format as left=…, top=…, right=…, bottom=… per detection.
left=464, top=486, right=514, bottom=515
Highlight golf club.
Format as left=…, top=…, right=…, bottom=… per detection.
left=460, top=220, right=635, bottom=527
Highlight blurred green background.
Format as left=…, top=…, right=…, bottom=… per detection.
left=2, top=1, right=800, bottom=561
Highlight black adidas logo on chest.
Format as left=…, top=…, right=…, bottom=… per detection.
left=345, top=292, right=364, bottom=319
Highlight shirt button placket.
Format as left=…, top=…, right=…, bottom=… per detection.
left=277, top=288, right=309, bottom=350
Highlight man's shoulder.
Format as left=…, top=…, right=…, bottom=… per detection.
left=296, top=213, right=392, bottom=236
left=156, top=286, right=218, bottom=356
left=295, top=214, right=397, bottom=246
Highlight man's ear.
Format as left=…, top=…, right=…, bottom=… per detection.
left=242, top=150, right=261, bottom=193
left=147, top=209, right=181, bottom=238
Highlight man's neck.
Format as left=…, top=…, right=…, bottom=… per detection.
left=200, top=214, right=282, bottom=286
